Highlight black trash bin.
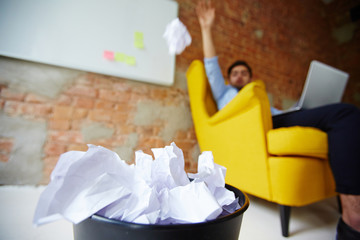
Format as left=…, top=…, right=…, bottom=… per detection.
left=73, top=184, right=249, bottom=240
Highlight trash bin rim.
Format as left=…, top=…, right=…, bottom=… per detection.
left=87, top=183, right=249, bottom=230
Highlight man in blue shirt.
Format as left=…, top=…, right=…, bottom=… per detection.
left=196, top=1, right=360, bottom=239
left=204, top=56, right=283, bottom=115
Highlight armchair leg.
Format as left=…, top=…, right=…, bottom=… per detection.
left=279, top=205, right=291, bottom=237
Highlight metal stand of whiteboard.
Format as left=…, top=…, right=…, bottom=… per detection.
left=0, top=0, right=178, bottom=86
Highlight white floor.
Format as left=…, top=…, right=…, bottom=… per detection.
left=0, top=185, right=339, bottom=240
left=240, top=195, right=338, bottom=240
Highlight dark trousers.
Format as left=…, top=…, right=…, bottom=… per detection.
left=272, top=103, right=360, bottom=195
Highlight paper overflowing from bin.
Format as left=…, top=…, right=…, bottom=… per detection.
left=33, top=142, right=240, bottom=226
left=163, top=18, right=192, bottom=55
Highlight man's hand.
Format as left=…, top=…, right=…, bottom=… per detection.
left=196, top=0, right=215, bottom=31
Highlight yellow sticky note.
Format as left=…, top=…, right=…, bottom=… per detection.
left=114, top=52, right=125, bottom=62
left=134, top=40, right=144, bottom=49
left=134, top=31, right=144, bottom=40
left=134, top=31, right=144, bottom=49
left=125, top=56, right=136, bottom=66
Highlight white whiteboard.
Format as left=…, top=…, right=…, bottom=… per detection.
left=0, top=0, right=178, bottom=86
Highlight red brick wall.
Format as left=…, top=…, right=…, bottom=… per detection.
left=0, top=137, right=14, bottom=163
left=0, top=0, right=359, bottom=184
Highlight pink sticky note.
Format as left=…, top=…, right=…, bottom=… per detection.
left=103, top=50, right=114, bottom=60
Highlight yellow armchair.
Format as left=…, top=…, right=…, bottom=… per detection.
left=186, top=60, right=336, bottom=237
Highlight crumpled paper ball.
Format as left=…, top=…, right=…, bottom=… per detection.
left=163, top=18, right=192, bottom=55
left=33, top=142, right=239, bottom=226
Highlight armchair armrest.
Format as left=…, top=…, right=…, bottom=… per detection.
left=267, top=126, right=328, bottom=159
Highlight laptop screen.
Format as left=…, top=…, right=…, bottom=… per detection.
left=298, top=60, right=349, bottom=109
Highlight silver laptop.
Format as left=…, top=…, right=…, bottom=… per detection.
left=277, top=60, right=349, bottom=115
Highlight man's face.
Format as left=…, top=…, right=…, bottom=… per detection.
left=229, top=65, right=252, bottom=89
